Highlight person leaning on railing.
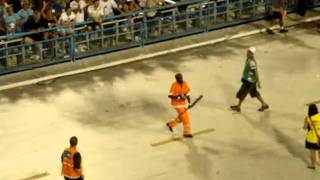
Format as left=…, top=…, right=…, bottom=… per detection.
left=56, top=7, right=76, bottom=55
left=145, top=0, right=164, bottom=37
left=87, top=0, right=104, bottom=31
left=41, top=2, right=58, bottom=39
left=23, top=10, right=49, bottom=60
left=58, top=7, right=76, bottom=36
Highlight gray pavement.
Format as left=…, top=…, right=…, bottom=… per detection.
left=0, top=18, right=320, bottom=180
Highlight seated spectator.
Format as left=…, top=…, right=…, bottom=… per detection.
left=118, top=0, right=140, bottom=14
left=48, top=0, right=63, bottom=18
left=145, top=0, right=163, bottom=17
left=70, top=0, right=86, bottom=10
left=87, top=0, right=103, bottom=30
left=73, top=4, right=85, bottom=23
left=138, top=0, right=146, bottom=9
left=58, top=7, right=76, bottom=36
left=17, top=0, right=34, bottom=28
left=100, top=0, right=121, bottom=18
left=145, top=0, right=164, bottom=36
left=5, top=5, right=21, bottom=34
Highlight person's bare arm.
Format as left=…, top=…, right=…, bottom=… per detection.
left=254, top=68, right=261, bottom=89
left=304, top=117, right=309, bottom=130
left=41, top=1, right=47, bottom=18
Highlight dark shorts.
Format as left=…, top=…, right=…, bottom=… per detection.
left=267, top=11, right=282, bottom=21
left=305, top=141, right=320, bottom=150
left=272, top=11, right=282, bottom=20
left=236, top=79, right=260, bottom=101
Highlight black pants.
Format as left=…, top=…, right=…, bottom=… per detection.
left=64, top=177, right=83, bottom=180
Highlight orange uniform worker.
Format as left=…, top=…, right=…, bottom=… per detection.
left=166, top=73, right=193, bottom=138
left=61, top=136, right=84, bottom=180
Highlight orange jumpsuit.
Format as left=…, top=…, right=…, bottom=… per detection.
left=167, top=81, right=192, bottom=135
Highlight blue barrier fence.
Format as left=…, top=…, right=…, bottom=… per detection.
left=0, top=0, right=319, bottom=75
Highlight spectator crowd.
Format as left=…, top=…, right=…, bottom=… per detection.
left=0, top=0, right=166, bottom=40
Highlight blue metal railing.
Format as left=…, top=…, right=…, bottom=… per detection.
left=0, top=0, right=318, bottom=75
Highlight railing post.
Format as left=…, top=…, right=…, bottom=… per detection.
left=143, top=16, right=148, bottom=42
left=71, top=34, right=76, bottom=62
left=140, top=21, right=144, bottom=47
left=264, top=0, right=271, bottom=19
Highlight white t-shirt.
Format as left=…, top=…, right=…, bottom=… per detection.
left=70, top=0, right=87, bottom=10
left=59, top=11, right=76, bottom=24
left=87, top=4, right=104, bottom=19
left=139, top=0, right=147, bottom=8
left=100, top=0, right=118, bottom=17
left=75, top=11, right=85, bottom=23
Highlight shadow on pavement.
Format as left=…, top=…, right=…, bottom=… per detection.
left=240, top=112, right=309, bottom=164
left=181, top=139, right=214, bottom=180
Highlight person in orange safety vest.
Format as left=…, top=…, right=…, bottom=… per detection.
left=61, top=136, right=84, bottom=180
left=166, top=73, right=193, bottom=138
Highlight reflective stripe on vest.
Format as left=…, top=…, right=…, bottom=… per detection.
left=61, top=147, right=81, bottom=178
left=169, top=81, right=191, bottom=107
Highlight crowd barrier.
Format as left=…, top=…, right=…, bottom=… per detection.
left=0, top=0, right=319, bottom=75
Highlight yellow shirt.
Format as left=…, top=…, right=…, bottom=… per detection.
left=306, top=113, right=320, bottom=144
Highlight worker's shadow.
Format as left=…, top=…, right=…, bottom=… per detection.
left=240, top=111, right=309, bottom=164
left=180, top=139, right=213, bottom=179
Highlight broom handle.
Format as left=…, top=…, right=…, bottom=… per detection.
left=174, top=95, right=203, bottom=121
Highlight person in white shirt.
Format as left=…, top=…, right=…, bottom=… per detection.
left=87, top=0, right=103, bottom=22
left=58, top=7, right=76, bottom=35
left=87, top=0, right=104, bottom=30
left=100, top=0, right=119, bottom=18
left=70, top=0, right=87, bottom=10
left=72, top=4, right=85, bottom=23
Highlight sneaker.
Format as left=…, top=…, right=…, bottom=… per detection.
left=258, top=104, right=269, bottom=112
left=307, top=165, right=316, bottom=170
left=279, top=28, right=288, bottom=33
left=230, top=105, right=241, bottom=112
left=184, top=134, right=193, bottom=138
left=166, top=123, right=173, bottom=132
left=266, top=28, right=274, bottom=34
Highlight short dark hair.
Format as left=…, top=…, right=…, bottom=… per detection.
left=70, top=136, right=78, bottom=146
left=308, top=104, right=318, bottom=117
left=175, top=73, right=183, bottom=80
